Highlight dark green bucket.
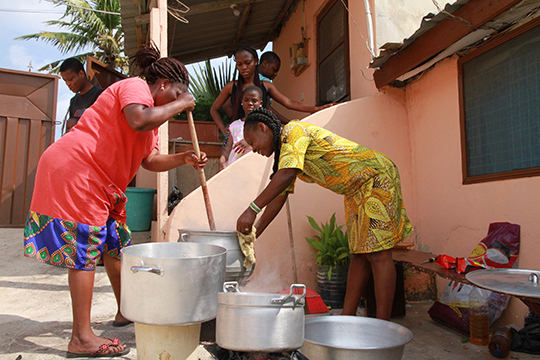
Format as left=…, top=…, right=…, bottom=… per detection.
left=125, top=187, right=157, bottom=232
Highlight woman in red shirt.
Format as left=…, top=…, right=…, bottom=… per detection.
left=23, top=44, right=206, bottom=357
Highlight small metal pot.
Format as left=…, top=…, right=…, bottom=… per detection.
left=121, top=242, right=226, bottom=326
left=216, top=282, right=306, bottom=352
left=178, top=229, right=254, bottom=282
left=301, top=316, right=413, bottom=360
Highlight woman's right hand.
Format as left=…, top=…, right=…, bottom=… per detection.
left=176, top=92, right=196, bottom=113
left=237, top=207, right=257, bottom=234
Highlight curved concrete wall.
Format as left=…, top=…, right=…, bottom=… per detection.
left=165, top=95, right=413, bottom=292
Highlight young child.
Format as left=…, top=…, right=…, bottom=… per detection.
left=258, top=51, right=281, bottom=82
left=210, top=45, right=333, bottom=136
left=236, top=108, right=413, bottom=321
left=219, top=86, right=263, bottom=170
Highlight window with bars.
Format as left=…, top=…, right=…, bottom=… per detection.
left=460, top=20, right=540, bottom=184
left=317, top=0, right=350, bottom=105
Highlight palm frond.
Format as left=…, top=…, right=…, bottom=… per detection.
left=17, top=0, right=126, bottom=72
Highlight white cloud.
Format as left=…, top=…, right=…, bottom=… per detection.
left=8, top=45, right=33, bottom=70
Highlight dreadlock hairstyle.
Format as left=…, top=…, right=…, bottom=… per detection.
left=231, top=44, right=261, bottom=121
left=130, top=43, right=189, bottom=90
left=244, top=107, right=282, bottom=179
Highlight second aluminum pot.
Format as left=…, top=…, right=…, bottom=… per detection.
left=216, top=282, right=306, bottom=352
left=178, top=229, right=254, bottom=282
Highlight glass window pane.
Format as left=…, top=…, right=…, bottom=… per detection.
left=319, top=2, right=344, bottom=58
left=463, top=25, right=540, bottom=177
left=319, top=44, right=346, bottom=104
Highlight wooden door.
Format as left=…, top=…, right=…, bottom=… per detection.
left=0, top=68, right=58, bottom=226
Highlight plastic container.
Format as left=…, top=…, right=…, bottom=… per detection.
left=469, top=286, right=490, bottom=346
left=489, top=326, right=513, bottom=358
left=125, top=187, right=157, bottom=232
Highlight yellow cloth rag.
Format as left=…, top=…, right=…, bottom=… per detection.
left=237, top=227, right=257, bottom=268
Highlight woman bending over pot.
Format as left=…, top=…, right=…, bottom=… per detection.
left=236, top=108, right=412, bottom=320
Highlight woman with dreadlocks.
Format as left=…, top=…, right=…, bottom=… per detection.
left=237, top=108, right=413, bottom=321
left=23, top=44, right=206, bottom=357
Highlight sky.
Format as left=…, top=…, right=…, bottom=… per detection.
left=0, top=0, right=77, bottom=139
left=0, top=0, right=272, bottom=141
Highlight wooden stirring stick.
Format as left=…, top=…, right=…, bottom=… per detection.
left=187, top=111, right=216, bottom=230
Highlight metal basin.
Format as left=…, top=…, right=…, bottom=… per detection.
left=301, top=316, right=413, bottom=360
left=178, top=229, right=254, bottom=283
left=121, top=242, right=226, bottom=326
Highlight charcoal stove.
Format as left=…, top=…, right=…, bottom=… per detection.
left=202, top=343, right=309, bottom=360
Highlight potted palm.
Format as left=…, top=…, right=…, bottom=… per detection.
left=305, top=213, right=350, bottom=309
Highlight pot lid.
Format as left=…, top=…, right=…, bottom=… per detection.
left=466, top=269, right=540, bottom=298
left=218, top=291, right=305, bottom=307
left=219, top=282, right=306, bottom=307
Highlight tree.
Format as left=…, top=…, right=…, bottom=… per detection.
left=175, top=58, right=236, bottom=123
left=189, top=58, right=236, bottom=102
left=16, top=0, right=126, bottom=73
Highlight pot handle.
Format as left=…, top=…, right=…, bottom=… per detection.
left=179, top=232, right=190, bottom=242
left=223, top=281, right=239, bottom=293
left=271, top=284, right=306, bottom=307
left=131, top=264, right=164, bottom=276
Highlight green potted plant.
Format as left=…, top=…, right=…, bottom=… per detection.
left=305, top=213, right=350, bottom=309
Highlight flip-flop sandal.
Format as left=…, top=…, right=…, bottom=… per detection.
left=112, top=320, right=133, bottom=327
left=66, top=338, right=130, bottom=358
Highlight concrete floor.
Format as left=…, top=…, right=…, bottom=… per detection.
left=1, top=228, right=539, bottom=360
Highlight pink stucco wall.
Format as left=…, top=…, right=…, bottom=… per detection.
left=268, top=1, right=540, bottom=326
left=271, top=0, right=378, bottom=121
left=164, top=0, right=539, bottom=327
left=405, top=55, right=539, bottom=325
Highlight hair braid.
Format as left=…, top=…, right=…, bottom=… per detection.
left=245, top=108, right=282, bottom=178
left=130, top=43, right=189, bottom=89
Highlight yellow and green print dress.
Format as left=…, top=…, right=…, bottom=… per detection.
left=279, top=121, right=412, bottom=254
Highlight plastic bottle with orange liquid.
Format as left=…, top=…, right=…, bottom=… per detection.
left=469, top=286, right=490, bottom=346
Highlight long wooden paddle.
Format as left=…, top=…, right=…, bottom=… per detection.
left=187, top=111, right=216, bottom=230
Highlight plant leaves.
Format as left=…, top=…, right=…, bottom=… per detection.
left=305, top=213, right=350, bottom=266
left=307, top=216, right=323, bottom=234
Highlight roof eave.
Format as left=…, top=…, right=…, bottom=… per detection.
left=372, top=0, right=523, bottom=89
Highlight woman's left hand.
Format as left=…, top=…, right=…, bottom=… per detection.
left=184, top=151, right=208, bottom=169
left=233, top=139, right=251, bottom=154
left=237, top=207, right=257, bottom=234
left=313, top=103, right=337, bottom=113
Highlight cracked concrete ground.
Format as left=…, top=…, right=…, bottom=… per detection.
left=1, top=228, right=539, bottom=360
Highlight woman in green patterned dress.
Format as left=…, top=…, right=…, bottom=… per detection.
left=237, top=108, right=412, bottom=320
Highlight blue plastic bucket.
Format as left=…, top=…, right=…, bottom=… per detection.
left=125, top=187, right=157, bottom=232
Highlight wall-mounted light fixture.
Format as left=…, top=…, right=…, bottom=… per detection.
left=230, top=4, right=241, bottom=16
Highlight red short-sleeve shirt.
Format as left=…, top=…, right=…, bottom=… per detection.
left=31, top=77, right=159, bottom=225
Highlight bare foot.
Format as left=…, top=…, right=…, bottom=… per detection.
left=114, top=312, right=131, bottom=325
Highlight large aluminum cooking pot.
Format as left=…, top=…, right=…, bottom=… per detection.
left=121, top=242, right=226, bottom=326
left=301, top=316, right=413, bottom=360
left=216, top=282, right=306, bottom=352
left=178, top=229, right=254, bottom=283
